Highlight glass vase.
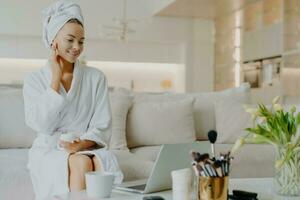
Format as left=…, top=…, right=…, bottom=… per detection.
left=274, top=146, right=300, bottom=196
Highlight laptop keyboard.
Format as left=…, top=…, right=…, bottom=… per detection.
left=127, top=184, right=146, bottom=191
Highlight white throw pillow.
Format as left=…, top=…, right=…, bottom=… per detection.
left=126, top=98, right=196, bottom=148
left=214, top=101, right=300, bottom=144
left=188, top=83, right=251, bottom=140
left=109, top=91, right=133, bottom=150
left=0, top=87, right=36, bottom=148
left=158, top=83, right=251, bottom=140
left=114, top=83, right=251, bottom=141
left=215, top=99, right=252, bottom=144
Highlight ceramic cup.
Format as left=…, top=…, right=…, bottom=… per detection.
left=171, top=168, right=193, bottom=200
left=85, top=171, right=115, bottom=198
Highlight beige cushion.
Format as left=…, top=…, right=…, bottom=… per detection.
left=109, top=91, right=133, bottom=150
left=188, top=83, right=251, bottom=140
left=215, top=100, right=252, bottom=143
left=111, top=150, right=154, bottom=181
left=130, top=145, right=161, bottom=162
left=126, top=98, right=196, bottom=148
left=283, top=96, right=300, bottom=105
left=116, top=83, right=251, bottom=142
left=0, top=87, right=36, bottom=148
left=215, top=144, right=275, bottom=178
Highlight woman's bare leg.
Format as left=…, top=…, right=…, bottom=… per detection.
left=68, top=154, right=93, bottom=191
left=92, top=155, right=102, bottom=171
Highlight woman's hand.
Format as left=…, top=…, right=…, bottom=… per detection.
left=50, top=43, right=62, bottom=92
left=50, top=43, right=63, bottom=80
left=59, top=138, right=83, bottom=154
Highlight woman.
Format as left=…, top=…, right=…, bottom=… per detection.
left=23, top=1, right=123, bottom=199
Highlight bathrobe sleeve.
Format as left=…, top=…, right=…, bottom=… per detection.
left=79, top=74, right=112, bottom=148
left=23, top=74, right=67, bottom=135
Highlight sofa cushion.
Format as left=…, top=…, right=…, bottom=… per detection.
left=0, top=149, right=35, bottom=200
left=215, top=100, right=252, bottom=143
left=215, top=144, right=275, bottom=178
left=111, top=150, right=154, bottom=181
left=126, top=98, right=196, bottom=148
left=116, top=83, right=250, bottom=142
left=0, top=87, right=36, bottom=148
left=215, top=101, right=296, bottom=144
left=187, top=83, right=251, bottom=140
left=130, top=145, right=161, bottom=162
left=109, top=91, right=133, bottom=150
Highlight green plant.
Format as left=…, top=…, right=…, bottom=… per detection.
left=231, top=96, right=300, bottom=195
left=231, top=96, right=300, bottom=169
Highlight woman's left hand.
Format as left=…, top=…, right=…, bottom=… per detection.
left=59, top=138, right=83, bottom=154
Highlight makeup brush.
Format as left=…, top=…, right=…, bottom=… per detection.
left=213, top=160, right=223, bottom=177
left=195, top=152, right=202, bottom=162
left=220, top=153, right=226, bottom=176
left=208, top=130, right=217, bottom=160
left=201, top=153, right=214, bottom=164
left=198, top=154, right=211, bottom=176
left=189, top=150, right=197, bottom=161
left=191, top=161, right=199, bottom=176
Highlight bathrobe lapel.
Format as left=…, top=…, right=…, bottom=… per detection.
left=44, top=60, right=83, bottom=101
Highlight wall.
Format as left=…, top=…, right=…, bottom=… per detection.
left=191, top=19, right=214, bottom=92
left=214, top=0, right=284, bottom=99
left=214, top=11, right=243, bottom=90
left=0, top=10, right=214, bottom=92
left=281, top=0, right=300, bottom=97
left=243, top=0, right=283, bottom=62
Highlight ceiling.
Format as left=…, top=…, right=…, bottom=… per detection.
left=156, top=0, right=262, bottom=19
left=0, top=0, right=263, bottom=39
left=0, top=0, right=162, bottom=38
left=156, top=0, right=216, bottom=19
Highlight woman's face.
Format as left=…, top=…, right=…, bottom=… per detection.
left=53, top=22, right=85, bottom=63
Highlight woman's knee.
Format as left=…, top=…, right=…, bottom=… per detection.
left=69, top=154, right=93, bottom=172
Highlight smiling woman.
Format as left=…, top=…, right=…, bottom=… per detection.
left=22, top=0, right=123, bottom=199
left=53, top=19, right=85, bottom=63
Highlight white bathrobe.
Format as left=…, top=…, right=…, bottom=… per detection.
left=23, top=60, right=124, bottom=200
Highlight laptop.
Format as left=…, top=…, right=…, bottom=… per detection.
left=114, top=141, right=210, bottom=194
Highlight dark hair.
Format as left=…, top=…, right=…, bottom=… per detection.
left=67, top=18, right=83, bottom=27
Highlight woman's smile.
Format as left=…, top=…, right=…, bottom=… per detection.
left=67, top=50, right=80, bottom=57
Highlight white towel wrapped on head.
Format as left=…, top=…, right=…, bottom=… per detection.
left=42, top=0, right=84, bottom=48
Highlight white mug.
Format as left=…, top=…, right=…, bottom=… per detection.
left=85, top=171, right=115, bottom=198
left=171, top=168, right=193, bottom=200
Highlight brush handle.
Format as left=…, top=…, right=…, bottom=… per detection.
left=211, top=144, right=215, bottom=159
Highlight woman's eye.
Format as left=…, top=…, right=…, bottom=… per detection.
left=67, top=39, right=73, bottom=42
left=79, top=42, right=84, bottom=45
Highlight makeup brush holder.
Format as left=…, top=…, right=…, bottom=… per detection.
left=197, top=176, right=228, bottom=200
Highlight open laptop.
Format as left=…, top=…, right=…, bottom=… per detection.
left=114, top=141, right=210, bottom=194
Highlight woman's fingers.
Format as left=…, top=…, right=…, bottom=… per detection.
left=54, top=43, right=58, bottom=56
left=51, top=43, right=58, bottom=61
left=74, top=138, right=81, bottom=143
left=59, top=140, right=71, bottom=148
left=59, top=140, right=65, bottom=147
left=51, top=43, right=55, bottom=56
left=51, top=42, right=61, bottom=64
left=55, top=43, right=61, bottom=63
left=59, top=140, right=81, bottom=153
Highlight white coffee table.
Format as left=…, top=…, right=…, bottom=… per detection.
left=229, top=178, right=299, bottom=200
left=52, top=188, right=173, bottom=200
left=52, top=178, right=300, bottom=200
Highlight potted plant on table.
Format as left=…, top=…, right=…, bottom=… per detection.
left=231, top=96, right=300, bottom=196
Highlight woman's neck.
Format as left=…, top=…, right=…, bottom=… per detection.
left=59, top=58, right=74, bottom=74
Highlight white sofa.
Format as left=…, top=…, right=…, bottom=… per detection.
left=0, top=83, right=275, bottom=200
